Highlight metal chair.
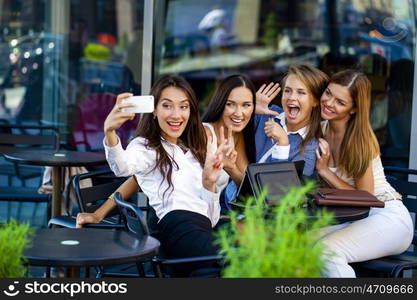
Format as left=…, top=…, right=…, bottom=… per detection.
left=351, top=166, right=417, bottom=277
left=0, top=186, right=51, bottom=225
left=48, top=169, right=155, bottom=278
left=46, top=169, right=131, bottom=278
left=0, top=123, right=59, bottom=224
left=48, top=169, right=126, bottom=229
left=113, top=192, right=224, bottom=278
left=0, top=123, right=59, bottom=186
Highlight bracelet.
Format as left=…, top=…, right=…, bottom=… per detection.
left=108, top=193, right=116, bottom=202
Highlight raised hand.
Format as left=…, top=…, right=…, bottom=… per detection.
left=264, top=118, right=288, bottom=145
left=223, top=149, right=238, bottom=171
left=255, top=82, right=281, bottom=116
left=218, top=126, right=236, bottom=171
left=315, top=138, right=332, bottom=173
left=104, top=93, right=136, bottom=133
left=202, top=135, right=225, bottom=193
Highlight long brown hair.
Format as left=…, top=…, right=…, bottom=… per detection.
left=202, top=74, right=256, bottom=163
left=135, top=75, right=207, bottom=197
left=282, top=65, right=329, bottom=148
left=330, top=70, right=379, bottom=178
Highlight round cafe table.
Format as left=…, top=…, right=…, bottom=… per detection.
left=24, top=228, right=160, bottom=277
left=4, top=149, right=107, bottom=218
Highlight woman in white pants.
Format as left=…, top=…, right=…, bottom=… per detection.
left=315, top=69, right=413, bottom=277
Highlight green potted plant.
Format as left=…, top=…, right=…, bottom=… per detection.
left=216, top=181, right=334, bottom=277
left=0, top=221, right=32, bottom=278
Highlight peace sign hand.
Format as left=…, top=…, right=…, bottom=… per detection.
left=218, top=126, right=237, bottom=171
left=202, top=134, right=225, bottom=193
left=255, top=82, right=281, bottom=116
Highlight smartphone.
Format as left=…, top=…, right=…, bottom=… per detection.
left=122, top=96, right=154, bottom=113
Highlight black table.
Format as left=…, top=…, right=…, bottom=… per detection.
left=4, top=149, right=107, bottom=218
left=232, top=202, right=370, bottom=224
left=24, top=228, right=160, bottom=277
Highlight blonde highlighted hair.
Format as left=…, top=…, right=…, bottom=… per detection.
left=282, top=65, right=329, bottom=148
left=330, top=70, right=380, bottom=179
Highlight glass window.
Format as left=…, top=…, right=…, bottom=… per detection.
left=154, top=0, right=416, bottom=167
left=0, top=0, right=144, bottom=151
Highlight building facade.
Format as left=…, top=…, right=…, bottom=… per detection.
left=0, top=0, right=416, bottom=168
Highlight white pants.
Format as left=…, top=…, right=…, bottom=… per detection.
left=319, top=200, right=414, bottom=277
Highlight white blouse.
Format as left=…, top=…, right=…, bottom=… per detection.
left=322, top=121, right=401, bottom=202
left=328, top=156, right=402, bottom=202
left=104, top=137, right=221, bottom=227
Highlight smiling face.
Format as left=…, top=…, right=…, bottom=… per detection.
left=154, top=86, right=190, bottom=144
left=320, top=83, right=356, bottom=122
left=220, top=86, right=254, bottom=132
left=282, top=74, right=318, bottom=131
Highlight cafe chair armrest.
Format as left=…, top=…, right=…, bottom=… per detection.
left=48, top=216, right=125, bottom=229
left=152, top=254, right=224, bottom=265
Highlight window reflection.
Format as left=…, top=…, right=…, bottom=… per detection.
left=155, top=0, right=416, bottom=167
left=0, top=0, right=415, bottom=165
left=0, top=0, right=144, bottom=151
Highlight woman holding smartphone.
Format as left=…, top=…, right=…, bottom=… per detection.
left=101, top=75, right=231, bottom=276
left=77, top=74, right=257, bottom=225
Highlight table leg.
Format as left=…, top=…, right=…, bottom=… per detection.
left=51, top=166, right=62, bottom=219
left=66, top=267, right=81, bottom=278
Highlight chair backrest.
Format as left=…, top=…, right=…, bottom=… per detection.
left=0, top=124, right=59, bottom=154
left=384, top=166, right=417, bottom=214
left=114, top=192, right=150, bottom=238
left=72, top=169, right=127, bottom=214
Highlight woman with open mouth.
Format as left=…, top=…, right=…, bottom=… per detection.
left=101, top=74, right=233, bottom=277
left=76, top=75, right=256, bottom=275
left=222, top=65, right=329, bottom=206
left=254, top=64, right=329, bottom=177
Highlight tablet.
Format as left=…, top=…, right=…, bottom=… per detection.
left=231, top=160, right=304, bottom=207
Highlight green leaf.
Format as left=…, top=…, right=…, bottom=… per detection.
left=0, top=221, right=33, bottom=278
left=216, top=181, right=334, bottom=277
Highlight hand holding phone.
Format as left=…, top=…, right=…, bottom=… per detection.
left=122, top=96, right=154, bottom=113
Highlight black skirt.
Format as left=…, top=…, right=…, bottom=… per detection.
left=157, top=209, right=219, bottom=277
